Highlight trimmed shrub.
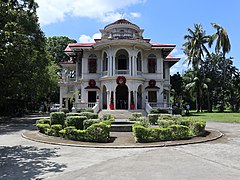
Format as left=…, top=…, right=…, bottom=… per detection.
left=50, top=112, right=65, bottom=126
left=75, top=130, right=87, bottom=141
left=77, top=109, right=94, bottom=113
left=169, top=125, right=190, bottom=139
left=51, top=124, right=63, bottom=136
left=135, top=117, right=150, bottom=128
left=132, top=112, right=142, bottom=118
left=66, top=113, right=81, bottom=117
left=128, top=117, right=137, bottom=121
left=102, top=114, right=114, bottom=120
left=86, top=123, right=110, bottom=142
left=150, top=108, right=169, bottom=114
left=158, top=119, right=175, bottom=128
left=102, top=118, right=114, bottom=126
left=59, top=129, right=66, bottom=138
left=36, top=118, right=50, bottom=125
left=60, top=108, right=69, bottom=114
left=148, top=114, right=159, bottom=125
left=36, top=124, right=50, bottom=133
left=83, top=119, right=101, bottom=129
left=79, top=112, right=98, bottom=119
left=64, top=126, right=78, bottom=140
left=66, top=116, right=87, bottom=130
left=133, top=125, right=151, bottom=142
left=191, top=120, right=206, bottom=136
left=158, top=114, right=173, bottom=120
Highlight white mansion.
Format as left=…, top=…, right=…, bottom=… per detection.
left=59, top=19, right=180, bottom=114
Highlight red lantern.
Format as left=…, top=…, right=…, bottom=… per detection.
left=89, top=79, right=96, bottom=87
left=149, top=80, right=156, bottom=87
left=116, top=76, right=126, bottom=85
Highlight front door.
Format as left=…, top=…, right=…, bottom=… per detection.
left=116, top=85, right=128, bottom=109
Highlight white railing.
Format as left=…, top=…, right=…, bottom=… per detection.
left=112, top=32, right=133, bottom=39
left=145, top=102, right=152, bottom=114
left=148, top=103, right=172, bottom=109
left=75, top=102, right=96, bottom=109
left=92, top=102, right=99, bottom=114
left=115, top=70, right=129, bottom=75
left=102, top=71, right=108, bottom=76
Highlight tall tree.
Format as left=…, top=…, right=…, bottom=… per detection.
left=0, top=0, right=50, bottom=115
left=209, top=23, right=231, bottom=111
left=46, top=36, right=77, bottom=64
left=182, top=24, right=211, bottom=70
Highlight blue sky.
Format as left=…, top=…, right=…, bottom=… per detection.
left=36, top=0, right=240, bottom=74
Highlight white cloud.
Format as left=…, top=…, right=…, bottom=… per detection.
left=36, top=0, right=145, bottom=26
left=170, top=48, right=189, bottom=75
left=79, top=33, right=101, bottom=43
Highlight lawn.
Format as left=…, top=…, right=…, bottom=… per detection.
left=188, top=111, right=240, bottom=123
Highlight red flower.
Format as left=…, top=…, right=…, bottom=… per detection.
left=116, top=76, right=126, bottom=85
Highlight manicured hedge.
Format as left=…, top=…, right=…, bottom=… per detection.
left=50, top=112, right=65, bottom=126
left=36, top=124, right=50, bottom=133
left=66, top=116, right=87, bottom=130
left=79, top=112, right=98, bottom=119
left=85, top=123, right=110, bottom=142
left=36, top=118, right=50, bottom=125
left=83, top=119, right=101, bottom=129
left=148, top=114, right=159, bottom=125
left=66, top=113, right=82, bottom=117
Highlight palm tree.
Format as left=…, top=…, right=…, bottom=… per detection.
left=210, top=23, right=231, bottom=111
left=182, top=24, right=211, bottom=70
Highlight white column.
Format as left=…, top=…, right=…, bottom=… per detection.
left=75, top=61, right=78, bottom=81
left=129, top=56, right=132, bottom=76
left=107, top=91, right=110, bottom=110
left=107, top=56, right=111, bottom=76
left=134, top=90, right=137, bottom=110
left=60, top=87, right=63, bottom=109
left=113, top=56, right=116, bottom=76
left=128, top=91, right=131, bottom=110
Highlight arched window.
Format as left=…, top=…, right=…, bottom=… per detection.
left=148, top=54, right=156, bottom=73
left=88, top=54, right=97, bottom=73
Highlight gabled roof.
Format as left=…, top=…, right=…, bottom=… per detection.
left=104, top=19, right=140, bottom=29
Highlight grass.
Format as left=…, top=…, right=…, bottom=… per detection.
left=187, top=111, right=240, bottom=123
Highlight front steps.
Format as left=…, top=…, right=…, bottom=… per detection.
left=98, top=109, right=147, bottom=119
left=110, top=120, right=135, bottom=132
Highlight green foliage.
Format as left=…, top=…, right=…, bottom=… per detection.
left=169, top=125, right=190, bottom=139
left=158, top=120, right=175, bottom=128
left=51, top=124, right=63, bottom=136
left=77, top=109, right=94, bottom=113
left=135, top=117, right=150, bottom=128
left=79, top=112, right=98, bottom=119
left=132, top=112, right=142, bottom=118
left=50, top=112, right=66, bottom=126
left=85, top=123, right=110, bottom=142
left=64, top=126, right=78, bottom=140
left=66, top=116, right=87, bottom=130
left=36, top=118, right=50, bottom=125
left=191, top=120, right=206, bottom=136
left=60, top=108, right=70, bottom=114
left=83, top=119, right=101, bottom=129
left=66, top=113, right=81, bottom=117
left=36, top=124, right=50, bottom=133
left=148, top=114, right=159, bottom=125
left=102, top=114, right=114, bottom=120
left=150, top=109, right=169, bottom=114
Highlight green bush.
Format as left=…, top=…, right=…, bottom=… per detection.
left=77, top=109, right=94, bottom=113
left=60, top=108, right=69, bottom=114
left=132, top=125, right=151, bottom=142
left=128, top=117, right=137, bottom=121
left=158, top=114, right=173, bottom=120
left=150, top=108, right=169, bottom=114
left=36, top=118, right=50, bottom=125
left=148, top=114, right=159, bottom=125
left=59, top=129, right=66, bottom=138
left=191, top=120, right=206, bottom=136
left=79, top=112, right=98, bottom=119
left=132, top=112, right=142, bottom=118
left=169, top=125, right=190, bottom=139
left=102, top=114, right=114, bottom=120
left=83, top=119, right=101, bottom=129
left=50, top=124, right=63, bottom=136
left=64, top=126, right=78, bottom=140
left=66, top=116, right=87, bottom=130
left=102, top=118, right=114, bottom=126
left=36, top=124, right=50, bottom=133
left=75, top=130, right=87, bottom=141
left=50, top=112, right=66, bottom=126
left=158, top=119, right=175, bottom=128
left=66, top=113, right=81, bottom=117
left=86, top=123, right=110, bottom=142
left=135, top=117, right=150, bottom=128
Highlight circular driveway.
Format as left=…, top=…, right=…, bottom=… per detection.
left=0, top=117, right=240, bottom=179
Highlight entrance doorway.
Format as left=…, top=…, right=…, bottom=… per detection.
left=116, top=85, right=128, bottom=109
left=88, top=91, right=96, bottom=102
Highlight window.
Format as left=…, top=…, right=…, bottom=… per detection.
left=88, top=54, right=97, bottom=73
left=148, top=54, right=156, bottom=73
left=137, top=52, right=142, bottom=71
left=88, top=91, right=96, bottom=102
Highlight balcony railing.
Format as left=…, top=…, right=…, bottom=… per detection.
left=148, top=102, right=172, bottom=109
left=115, top=70, right=129, bottom=75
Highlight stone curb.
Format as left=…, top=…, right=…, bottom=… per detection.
left=22, top=129, right=223, bottom=149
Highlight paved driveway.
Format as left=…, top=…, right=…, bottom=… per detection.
left=0, top=119, right=240, bottom=180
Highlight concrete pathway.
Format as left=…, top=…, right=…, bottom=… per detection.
left=0, top=116, right=240, bottom=179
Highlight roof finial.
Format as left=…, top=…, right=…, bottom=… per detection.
left=120, top=12, right=125, bottom=19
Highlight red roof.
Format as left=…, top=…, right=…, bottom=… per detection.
left=166, top=55, right=180, bottom=60
left=151, top=43, right=176, bottom=47
left=105, top=19, right=139, bottom=29
left=64, top=43, right=95, bottom=51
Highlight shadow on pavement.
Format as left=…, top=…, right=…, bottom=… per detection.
left=0, top=145, right=66, bottom=179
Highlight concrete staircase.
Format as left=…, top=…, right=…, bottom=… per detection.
left=98, top=110, right=147, bottom=119
left=98, top=110, right=147, bottom=132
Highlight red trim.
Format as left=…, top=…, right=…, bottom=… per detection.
left=166, top=55, right=181, bottom=60
left=150, top=43, right=176, bottom=47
